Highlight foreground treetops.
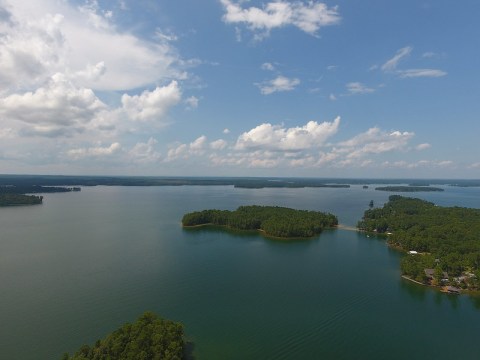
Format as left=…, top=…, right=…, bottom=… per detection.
left=182, top=205, right=338, bottom=238
left=62, top=312, right=186, bottom=360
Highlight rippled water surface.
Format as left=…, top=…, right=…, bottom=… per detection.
left=1, top=185, right=479, bottom=359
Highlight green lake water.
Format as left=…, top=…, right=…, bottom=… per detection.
left=1, top=184, right=479, bottom=359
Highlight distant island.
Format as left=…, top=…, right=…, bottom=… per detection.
left=0, top=185, right=81, bottom=194
left=182, top=205, right=338, bottom=238
left=61, top=312, right=187, bottom=360
left=0, top=193, right=43, bottom=206
left=358, top=195, right=480, bottom=292
left=375, top=186, right=444, bottom=192
left=0, top=185, right=80, bottom=206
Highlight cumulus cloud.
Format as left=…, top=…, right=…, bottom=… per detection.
left=210, top=139, right=228, bottom=150
left=166, top=135, right=208, bottom=161
left=157, top=117, right=428, bottom=172
left=128, top=138, right=162, bottom=163
left=67, top=142, right=121, bottom=159
left=0, top=0, right=187, bottom=170
left=190, top=135, right=207, bottom=152
left=235, top=116, right=340, bottom=151
left=257, top=75, right=300, bottom=95
left=0, top=73, right=105, bottom=137
left=338, top=127, right=415, bottom=159
left=1, top=0, right=182, bottom=92
left=220, top=0, right=340, bottom=39
left=416, top=143, right=431, bottom=151
left=346, top=82, right=374, bottom=95
left=121, top=81, right=181, bottom=122
left=184, top=96, right=199, bottom=109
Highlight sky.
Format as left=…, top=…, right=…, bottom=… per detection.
left=0, top=0, right=479, bottom=178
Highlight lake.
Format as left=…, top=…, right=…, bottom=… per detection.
left=1, top=184, right=479, bottom=359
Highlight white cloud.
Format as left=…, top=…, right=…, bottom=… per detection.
left=159, top=118, right=427, bottom=172
left=416, top=143, right=431, bottom=151
left=155, top=29, right=179, bottom=43
left=0, top=128, right=16, bottom=139
left=257, top=75, right=300, bottom=95
left=0, top=10, right=65, bottom=92
left=381, top=160, right=454, bottom=169
left=338, top=127, right=415, bottom=159
left=121, top=81, right=181, bottom=122
left=469, top=162, right=480, bottom=169
left=398, top=69, right=447, bottom=78
left=128, top=138, right=162, bottom=163
left=184, top=96, right=199, bottom=109
left=329, top=93, right=337, bottom=101
left=190, top=135, right=207, bottom=151
left=1, top=0, right=183, bottom=92
left=261, top=62, right=275, bottom=71
left=166, top=143, right=188, bottom=161
left=67, top=142, right=121, bottom=159
left=0, top=73, right=105, bottom=137
left=210, top=139, right=228, bottom=150
left=223, top=128, right=231, bottom=134
left=166, top=135, right=208, bottom=161
left=381, top=47, right=447, bottom=79
left=381, top=46, right=412, bottom=72
left=220, top=0, right=340, bottom=39
left=422, top=51, right=436, bottom=58
left=346, top=82, right=374, bottom=95
left=235, top=116, right=340, bottom=151
left=437, top=160, right=453, bottom=167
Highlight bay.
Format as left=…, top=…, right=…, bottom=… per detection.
left=0, top=184, right=479, bottom=359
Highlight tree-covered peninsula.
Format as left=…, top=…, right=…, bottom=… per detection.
left=182, top=205, right=338, bottom=238
left=0, top=193, right=43, bottom=206
left=358, top=195, right=480, bottom=291
left=61, top=312, right=187, bottom=360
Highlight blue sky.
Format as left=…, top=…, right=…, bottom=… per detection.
left=0, top=0, right=479, bottom=178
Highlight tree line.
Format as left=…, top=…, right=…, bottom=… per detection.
left=358, top=195, right=480, bottom=289
left=182, top=205, right=338, bottom=238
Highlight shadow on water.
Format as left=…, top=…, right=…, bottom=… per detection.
left=182, top=224, right=323, bottom=244
left=184, top=341, right=196, bottom=360
left=182, top=224, right=258, bottom=239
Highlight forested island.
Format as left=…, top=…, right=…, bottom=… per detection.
left=358, top=196, right=480, bottom=291
left=61, top=312, right=187, bottom=360
left=182, top=205, right=338, bottom=238
left=0, top=185, right=80, bottom=194
left=375, top=186, right=444, bottom=192
left=0, top=185, right=79, bottom=206
left=0, top=193, right=43, bottom=206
